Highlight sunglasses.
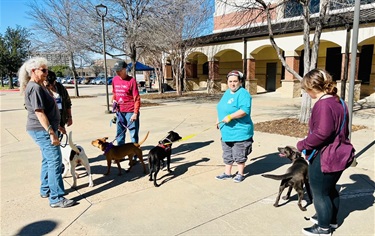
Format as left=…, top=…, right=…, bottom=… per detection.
left=37, top=68, right=49, bottom=74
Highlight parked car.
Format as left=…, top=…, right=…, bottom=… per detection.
left=92, top=77, right=106, bottom=85
left=90, top=78, right=98, bottom=85
left=12, top=77, right=19, bottom=86
left=3, top=78, right=9, bottom=85
left=84, top=77, right=95, bottom=84
left=107, top=77, right=113, bottom=85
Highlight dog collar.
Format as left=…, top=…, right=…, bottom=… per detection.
left=104, top=143, right=114, bottom=154
left=158, top=143, right=171, bottom=151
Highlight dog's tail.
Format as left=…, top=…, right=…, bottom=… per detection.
left=261, top=173, right=294, bottom=180
left=134, top=131, right=150, bottom=147
left=68, top=131, right=80, bottom=154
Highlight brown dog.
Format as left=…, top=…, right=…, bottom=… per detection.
left=262, top=146, right=312, bottom=211
left=91, top=131, right=149, bottom=176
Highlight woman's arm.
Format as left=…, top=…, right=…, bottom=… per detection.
left=35, top=109, right=60, bottom=146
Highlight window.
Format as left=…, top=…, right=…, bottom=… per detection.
left=284, top=0, right=320, bottom=18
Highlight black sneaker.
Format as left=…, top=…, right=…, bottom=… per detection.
left=310, top=215, right=338, bottom=229
left=302, top=224, right=331, bottom=236
left=50, top=198, right=76, bottom=208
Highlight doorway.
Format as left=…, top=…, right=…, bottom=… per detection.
left=266, top=62, right=277, bottom=91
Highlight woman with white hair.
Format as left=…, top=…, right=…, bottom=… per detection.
left=19, top=57, right=76, bottom=208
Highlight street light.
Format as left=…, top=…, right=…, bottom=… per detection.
left=96, top=3, right=110, bottom=114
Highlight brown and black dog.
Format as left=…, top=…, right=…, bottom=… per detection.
left=262, top=146, right=312, bottom=211
left=148, top=131, right=182, bottom=187
left=91, top=131, right=149, bottom=176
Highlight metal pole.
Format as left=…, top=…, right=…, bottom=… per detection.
left=348, top=0, right=360, bottom=166
left=348, top=0, right=360, bottom=140
left=101, top=15, right=110, bottom=114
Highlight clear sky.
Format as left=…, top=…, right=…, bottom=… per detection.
left=0, top=0, right=31, bottom=35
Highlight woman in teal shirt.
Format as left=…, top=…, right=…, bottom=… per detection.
left=216, top=70, right=254, bottom=183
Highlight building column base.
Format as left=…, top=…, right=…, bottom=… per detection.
left=336, top=80, right=362, bottom=102
left=245, top=79, right=257, bottom=95
left=278, top=80, right=301, bottom=98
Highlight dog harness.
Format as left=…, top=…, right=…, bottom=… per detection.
left=158, top=137, right=173, bottom=151
left=158, top=143, right=171, bottom=151
left=104, top=143, right=114, bottom=155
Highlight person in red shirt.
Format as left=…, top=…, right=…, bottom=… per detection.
left=111, top=60, right=141, bottom=149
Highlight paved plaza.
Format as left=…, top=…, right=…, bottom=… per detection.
left=1, top=85, right=374, bottom=235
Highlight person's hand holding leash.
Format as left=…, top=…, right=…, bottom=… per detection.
left=59, top=126, right=66, bottom=134
left=130, top=113, right=138, bottom=122
left=50, top=132, right=60, bottom=146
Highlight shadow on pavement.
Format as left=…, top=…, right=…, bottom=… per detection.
left=157, top=157, right=211, bottom=187
left=173, top=140, right=215, bottom=156
left=16, top=220, right=57, bottom=236
left=246, top=152, right=291, bottom=176
left=337, top=173, right=375, bottom=226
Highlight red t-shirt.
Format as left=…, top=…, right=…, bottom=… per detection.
left=112, top=75, right=140, bottom=113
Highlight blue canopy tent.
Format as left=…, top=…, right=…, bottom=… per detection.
left=127, top=61, right=154, bottom=71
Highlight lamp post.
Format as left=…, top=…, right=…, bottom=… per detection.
left=96, top=3, right=110, bottom=114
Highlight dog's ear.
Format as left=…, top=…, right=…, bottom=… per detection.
left=104, top=137, right=108, bottom=140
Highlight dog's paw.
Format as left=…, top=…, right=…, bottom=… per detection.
left=273, top=203, right=279, bottom=207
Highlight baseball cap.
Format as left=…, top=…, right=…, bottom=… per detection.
left=113, top=60, right=127, bottom=71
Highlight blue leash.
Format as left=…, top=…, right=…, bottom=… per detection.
left=304, top=99, right=346, bottom=161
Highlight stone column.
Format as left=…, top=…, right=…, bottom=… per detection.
left=208, top=58, right=220, bottom=93
left=246, top=58, right=257, bottom=95
left=280, top=51, right=301, bottom=98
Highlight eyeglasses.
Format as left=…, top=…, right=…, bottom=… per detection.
left=37, top=68, right=48, bottom=74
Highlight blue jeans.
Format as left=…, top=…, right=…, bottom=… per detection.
left=28, top=130, right=65, bottom=204
left=309, top=153, right=343, bottom=228
left=116, top=112, right=140, bottom=145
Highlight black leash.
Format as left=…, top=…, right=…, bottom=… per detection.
left=59, top=133, right=68, bottom=148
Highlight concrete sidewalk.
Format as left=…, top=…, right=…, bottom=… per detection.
left=1, top=85, right=374, bottom=235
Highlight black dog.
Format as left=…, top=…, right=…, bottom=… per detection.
left=262, top=146, right=312, bottom=211
left=148, top=131, right=182, bottom=187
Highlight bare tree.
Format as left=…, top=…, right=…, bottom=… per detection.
left=74, top=0, right=154, bottom=82
left=218, top=0, right=333, bottom=123
left=141, top=0, right=213, bottom=95
left=27, top=0, right=85, bottom=96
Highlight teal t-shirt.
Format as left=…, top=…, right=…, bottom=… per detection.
left=216, top=87, right=254, bottom=142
